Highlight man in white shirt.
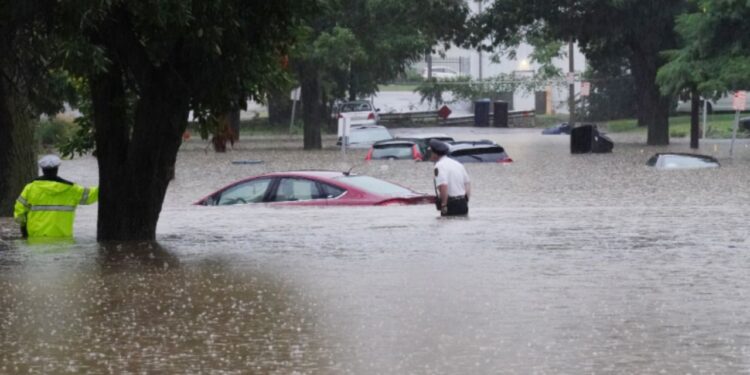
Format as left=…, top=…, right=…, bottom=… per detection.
left=429, top=139, right=471, bottom=216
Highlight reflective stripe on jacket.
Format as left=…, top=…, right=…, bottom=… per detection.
left=13, top=180, right=99, bottom=238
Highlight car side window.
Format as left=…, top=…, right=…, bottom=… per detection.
left=273, top=178, right=324, bottom=202
left=320, top=183, right=346, bottom=198
left=217, top=178, right=272, bottom=205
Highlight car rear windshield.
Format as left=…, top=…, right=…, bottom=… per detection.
left=372, top=144, right=413, bottom=159
left=340, top=102, right=372, bottom=112
left=349, top=128, right=392, bottom=144
left=333, top=175, right=414, bottom=196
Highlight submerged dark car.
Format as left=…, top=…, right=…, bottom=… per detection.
left=647, top=153, right=720, bottom=170
left=447, top=141, right=513, bottom=163
left=542, top=122, right=572, bottom=135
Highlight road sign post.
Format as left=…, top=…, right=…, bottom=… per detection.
left=289, top=87, right=301, bottom=134
left=730, top=91, right=746, bottom=156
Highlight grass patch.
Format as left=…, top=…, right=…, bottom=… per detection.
left=379, top=84, right=419, bottom=92
left=603, top=112, right=750, bottom=139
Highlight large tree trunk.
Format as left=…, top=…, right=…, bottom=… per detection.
left=630, top=54, right=670, bottom=145
left=299, top=63, right=322, bottom=150
left=0, top=78, right=36, bottom=216
left=92, top=63, right=189, bottom=241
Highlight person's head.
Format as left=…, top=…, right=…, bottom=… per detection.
left=38, top=154, right=61, bottom=177
left=428, top=139, right=449, bottom=161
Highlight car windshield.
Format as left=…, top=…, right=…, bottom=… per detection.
left=372, top=144, right=413, bottom=159
left=333, top=175, right=415, bottom=196
left=349, top=128, right=392, bottom=144
left=340, top=102, right=372, bottom=112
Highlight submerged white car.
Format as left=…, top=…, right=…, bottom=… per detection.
left=421, top=66, right=461, bottom=80
left=647, top=153, right=720, bottom=170
left=337, top=100, right=379, bottom=126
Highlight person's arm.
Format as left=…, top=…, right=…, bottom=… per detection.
left=76, top=185, right=99, bottom=205
left=438, top=184, right=448, bottom=213
left=13, top=186, right=30, bottom=237
left=464, top=182, right=471, bottom=202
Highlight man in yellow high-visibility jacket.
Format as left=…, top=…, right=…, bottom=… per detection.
left=13, top=155, right=99, bottom=238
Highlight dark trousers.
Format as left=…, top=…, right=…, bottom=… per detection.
left=442, top=196, right=468, bottom=216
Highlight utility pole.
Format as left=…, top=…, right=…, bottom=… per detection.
left=568, top=40, right=575, bottom=125
left=477, top=0, right=483, bottom=80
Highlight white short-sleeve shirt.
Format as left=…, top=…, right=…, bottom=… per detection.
left=434, top=156, right=470, bottom=197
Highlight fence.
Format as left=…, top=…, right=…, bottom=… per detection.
left=379, top=110, right=535, bottom=128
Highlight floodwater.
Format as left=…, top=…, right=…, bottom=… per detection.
left=1, top=128, right=750, bottom=374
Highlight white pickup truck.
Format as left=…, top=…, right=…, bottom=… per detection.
left=336, top=100, right=379, bottom=126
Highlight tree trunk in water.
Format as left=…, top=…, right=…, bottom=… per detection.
left=300, top=64, right=322, bottom=150
left=690, top=88, right=700, bottom=149
left=630, top=55, right=670, bottom=145
left=0, top=79, right=36, bottom=217
left=229, top=109, right=240, bottom=142
left=92, top=64, right=189, bottom=241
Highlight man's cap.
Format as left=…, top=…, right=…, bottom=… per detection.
left=38, top=154, right=61, bottom=169
left=429, top=139, right=449, bottom=156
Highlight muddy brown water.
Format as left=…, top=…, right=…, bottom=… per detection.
left=1, top=128, right=749, bottom=374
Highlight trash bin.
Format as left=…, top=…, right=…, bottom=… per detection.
left=571, top=124, right=614, bottom=154
left=493, top=101, right=509, bottom=127
left=474, top=99, right=490, bottom=127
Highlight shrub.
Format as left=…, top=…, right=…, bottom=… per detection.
left=37, top=118, right=72, bottom=147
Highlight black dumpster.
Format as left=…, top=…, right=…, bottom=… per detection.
left=571, top=124, right=614, bottom=154
left=740, top=117, right=750, bottom=132
left=474, top=99, right=490, bottom=127
left=493, top=101, right=509, bottom=127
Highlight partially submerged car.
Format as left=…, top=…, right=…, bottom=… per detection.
left=447, top=141, right=514, bottom=163
left=647, top=153, right=720, bottom=170
left=337, top=125, right=394, bottom=149
left=365, top=139, right=424, bottom=161
left=365, top=133, right=455, bottom=161
left=542, top=122, right=572, bottom=135
left=195, top=171, right=435, bottom=206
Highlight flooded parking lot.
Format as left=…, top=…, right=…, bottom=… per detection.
left=1, top=128, right=750, bottom=373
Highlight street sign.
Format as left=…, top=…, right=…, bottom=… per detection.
left=566, top=72, right=575, bottom=85
left=437, top=105, right=452, bottom=119
left=580, top=81, right=591, bottom=97
left=732, top=90, right=746, bottom=111
left=290, top=87, right=301, bottom=101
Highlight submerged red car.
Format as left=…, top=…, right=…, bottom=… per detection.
left=194, top=171, right=435, bottom=206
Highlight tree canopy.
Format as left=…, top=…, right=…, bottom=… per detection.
left=465, top=0, right=687, bottom=145
left=291, top=0, right=468, bottom=149
left=49, top=0, right=310, bottom=241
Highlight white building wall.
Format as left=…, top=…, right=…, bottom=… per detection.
left=432, top=0, right=587, bottom=112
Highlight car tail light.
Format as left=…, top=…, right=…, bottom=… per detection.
left=498, top=157, right=514, bottom=164
left=365, top=148, right=373, bottom=161
left=412, top=145, right=422, bottom=160
left=367, top=112, right=375, bottom=120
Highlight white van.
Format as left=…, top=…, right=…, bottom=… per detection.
left=675, top=93, right=750, bottom=113
left=421, top=66, right=461, bottom=80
